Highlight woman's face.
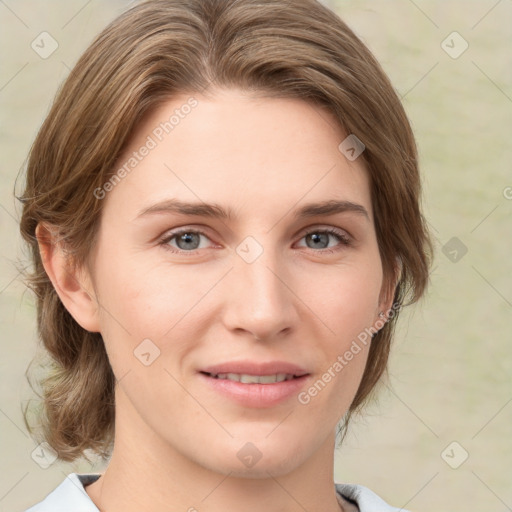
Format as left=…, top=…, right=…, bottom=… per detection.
left=81, top=88, right=390, bottom=476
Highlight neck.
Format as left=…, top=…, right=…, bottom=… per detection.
left=86, top=386, right=344, bottom=512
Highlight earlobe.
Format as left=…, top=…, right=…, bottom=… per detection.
left=35, top=222, right=101, bottom=333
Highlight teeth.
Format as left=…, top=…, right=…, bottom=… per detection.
left=259, top=374, right=283, bottom=384
left=210, top=373, right=295, bottom=384
left=240, top=374, right=261, bottom=383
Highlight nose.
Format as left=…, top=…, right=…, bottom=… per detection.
left=221, top=241, right=300, bottom=342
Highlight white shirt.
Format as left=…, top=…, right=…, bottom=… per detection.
left=24, top=472, right=410, bottom=512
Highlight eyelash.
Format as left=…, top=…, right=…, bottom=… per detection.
left=158, top=227, right=353, bottom=255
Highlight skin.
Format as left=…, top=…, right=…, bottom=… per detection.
left=37, top=88, right=395, bottom=512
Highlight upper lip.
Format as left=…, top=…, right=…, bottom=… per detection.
left=200, top=360, right=309, bottom=377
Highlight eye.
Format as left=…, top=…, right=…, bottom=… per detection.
left=159, top=229, right=214, bottom=253
left=158, top=226, right=352, bottom=255
left=295, top=228, right=352, bottom=253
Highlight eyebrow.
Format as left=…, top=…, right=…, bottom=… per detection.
left=135, top=198, right=370, bottom=222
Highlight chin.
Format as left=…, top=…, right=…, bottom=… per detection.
left=198, top=433, right=312, bottom=479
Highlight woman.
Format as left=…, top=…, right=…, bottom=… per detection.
left=20, top=0, right=432, bottom=510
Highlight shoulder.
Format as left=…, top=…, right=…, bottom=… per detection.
left=335, top=482, right=411, bottom=512
left=25, top=473, right=407, bottom=512
left=24, top=473, right=101, bottom=512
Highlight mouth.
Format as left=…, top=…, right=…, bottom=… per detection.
left=200, top=371, right=305, bottom=384
left=198, top=361, right=311, bottom=408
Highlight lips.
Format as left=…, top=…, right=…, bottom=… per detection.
left=208, top=373, right=295, bottom=383
left=198, top=360, right=311, bottom=408
left=200, top=360, right=309, bottom=378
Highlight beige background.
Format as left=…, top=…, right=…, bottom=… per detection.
left=1, top=1, right=511, bottom=511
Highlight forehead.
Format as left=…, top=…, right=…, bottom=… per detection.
left=101, top=89, right=372, bottom=224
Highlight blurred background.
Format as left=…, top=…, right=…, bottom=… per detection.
left=0, top=1, right=511, bottom=511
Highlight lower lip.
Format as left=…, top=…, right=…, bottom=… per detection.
left=198, top=372, right=310, bottom=408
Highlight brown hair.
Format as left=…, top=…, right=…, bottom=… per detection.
left=19, top=0, right=432, bottom=462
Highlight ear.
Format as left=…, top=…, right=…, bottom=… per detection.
left=35, top=222, right=101, bottom=333
left=376, top=256, right=402, bottom=324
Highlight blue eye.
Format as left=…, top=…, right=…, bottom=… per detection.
left=297, top=228, right=352, bottom=252
left=160, top=230, right=211, bottom=252
left=159, top=227, right=352, bottom=255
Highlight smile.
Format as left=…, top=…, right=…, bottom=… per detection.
left=204, top=372, right=298, bottom=383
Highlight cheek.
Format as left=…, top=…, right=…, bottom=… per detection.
left=95, top=248, right=200, bottom=335
left=299, top=257, right=383, bottom=341
left=295, top=270, right=378, bottom=420
left=93, top=247, right=222, bottom=379
left=295, top=257, right=382, bottom=402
